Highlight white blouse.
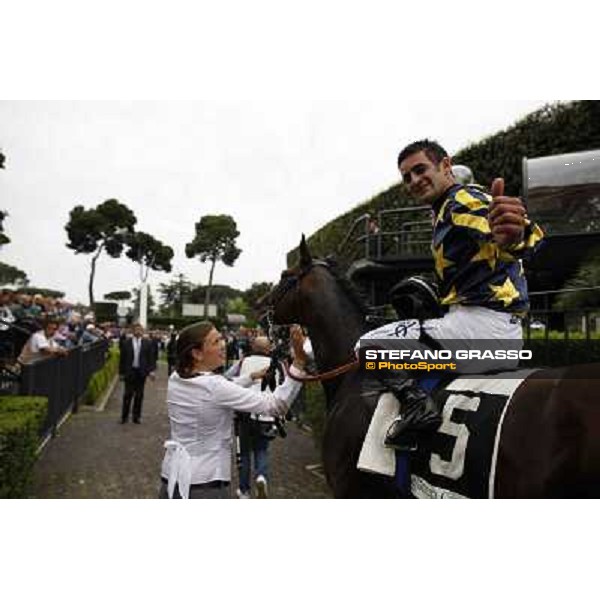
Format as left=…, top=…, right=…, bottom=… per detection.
left=161, top=365, right=304, bottom=498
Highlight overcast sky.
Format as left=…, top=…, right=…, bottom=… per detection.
left=0, top=99, right=550, bottom=305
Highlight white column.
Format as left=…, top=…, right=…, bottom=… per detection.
left=139, top=282, right=148, bottom=328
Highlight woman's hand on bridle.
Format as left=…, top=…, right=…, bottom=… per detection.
left=290, top=324, right=308, bottom=369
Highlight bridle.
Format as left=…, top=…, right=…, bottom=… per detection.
left=263, top=259, right=359, bottom=383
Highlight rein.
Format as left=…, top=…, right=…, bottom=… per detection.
left=285, top=358, right=359, bottom=383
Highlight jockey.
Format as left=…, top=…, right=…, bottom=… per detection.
left=359, top=139, right=545, bottom=451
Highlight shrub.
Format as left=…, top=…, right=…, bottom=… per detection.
left=289, top=101, right=600, bottom=266
left=0, top=396, right=48, bottom=498
left=83, top=345, right=120, bottom=406
left=524, top=338, right=600, bottom=368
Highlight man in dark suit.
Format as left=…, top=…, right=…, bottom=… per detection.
left=166, top=327, right=177, bottom=376
left=119, top=322, right=156, bottom=424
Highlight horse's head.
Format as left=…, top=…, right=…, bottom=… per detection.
left=259, top=235, right=316, bottom=328
left=259, top=235, right=367, bottom=334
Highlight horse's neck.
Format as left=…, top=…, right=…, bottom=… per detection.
left=306, top=308, right=364, bottom=372
left=303, top=291, right=367, bottom=407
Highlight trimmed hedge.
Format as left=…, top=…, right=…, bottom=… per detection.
left=289, top=101, right=600, bottom=266
left=525, top=338, right=600, bottom=368
left=83, top=344, right=120, bottom=406
left=0, top=396, right=48, bottom=498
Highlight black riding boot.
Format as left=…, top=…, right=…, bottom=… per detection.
left=381, top=378, right=441, bottom=451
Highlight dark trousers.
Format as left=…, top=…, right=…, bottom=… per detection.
left=121, top=368, right=147, bottom=422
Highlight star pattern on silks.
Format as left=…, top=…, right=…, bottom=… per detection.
left=441, top=285, right=460, bottom=305
left=471, top=242, right=498, bottom=271
left=497, top=248, right=519, bottom=264
left=489, top=277, right=520, bottom=308
left=433, top=243, right=454, bottom=279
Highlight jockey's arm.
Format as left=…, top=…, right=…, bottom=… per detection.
left=497, top=217, right=545, bottom=260
left=487, top=186, right=545, bottom=258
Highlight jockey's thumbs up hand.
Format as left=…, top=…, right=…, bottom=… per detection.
left=490, top=177, right=504, bottom=198
left=488, top=177, right=527, bottom=248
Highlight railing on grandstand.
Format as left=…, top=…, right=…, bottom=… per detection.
left=18, top=339, right=109, bottom=440
left=351, top=206, right=432, bottom=260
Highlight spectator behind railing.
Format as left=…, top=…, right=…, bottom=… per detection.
left=18, top=318, right=69, bottom=364
left=19, top=294, right=43, bottom=320
left=0, top=290, right=17, bottom=331
left=79, top=323, right=102, bottom=346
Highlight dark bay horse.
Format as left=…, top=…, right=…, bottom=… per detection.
left=264, top=237, right=600, bottom=498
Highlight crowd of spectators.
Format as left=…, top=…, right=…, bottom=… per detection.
left=0, top=289, right=174, bottom=367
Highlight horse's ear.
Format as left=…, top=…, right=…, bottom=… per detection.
left=299, top=234, right=312, bottom=268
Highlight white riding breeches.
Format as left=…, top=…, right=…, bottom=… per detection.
left=358, top=305, right=524, bottom=372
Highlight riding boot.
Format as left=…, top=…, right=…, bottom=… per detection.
left=381, top=377, right=441, bottom=451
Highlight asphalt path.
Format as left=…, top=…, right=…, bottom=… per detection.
left=30, top=362, right=332, bottom=499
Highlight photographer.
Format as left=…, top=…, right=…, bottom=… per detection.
left=228, top=336, right=285, bottom=499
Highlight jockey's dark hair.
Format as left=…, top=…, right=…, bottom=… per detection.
left=397, top=139, right=449, bottom=168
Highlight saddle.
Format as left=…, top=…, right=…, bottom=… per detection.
left=358, top=370, right=536, bottom=498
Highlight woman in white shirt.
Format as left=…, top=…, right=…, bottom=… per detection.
left=159, top=321, right=307, bottom=499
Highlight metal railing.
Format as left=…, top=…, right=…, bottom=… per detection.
left=346, top=206, right=432, bottom=260
left=18, top=340, right=109, bottom=439
left=337, top=213, right=373, bottom=258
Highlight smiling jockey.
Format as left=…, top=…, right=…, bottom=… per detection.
left=359, top=139, right=545, bottom=451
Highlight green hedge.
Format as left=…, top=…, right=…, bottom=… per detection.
left=289, top=101, right=600, bottom=266
left=454, top=101, right=600, bottom=197
left=0, top=396, right=48, bottom=498
left=524, top=338, right=600, bottom=368
left=83, top=344, right=120, bottom=406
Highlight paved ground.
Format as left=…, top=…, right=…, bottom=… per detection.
left=30, top=363, right=332, bottom=499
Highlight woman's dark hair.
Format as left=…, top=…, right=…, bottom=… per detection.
left=175, top=321, right=214, bottom=377
left=397, top=139, right=449, bottom=168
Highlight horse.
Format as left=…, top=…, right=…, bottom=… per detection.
left=262, top=236, right=600, bottom=498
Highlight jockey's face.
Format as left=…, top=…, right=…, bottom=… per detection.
left=399, top=150, right=454, bottom=204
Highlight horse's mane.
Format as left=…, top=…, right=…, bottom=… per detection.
left=322, top=256, right=370, bottom=317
